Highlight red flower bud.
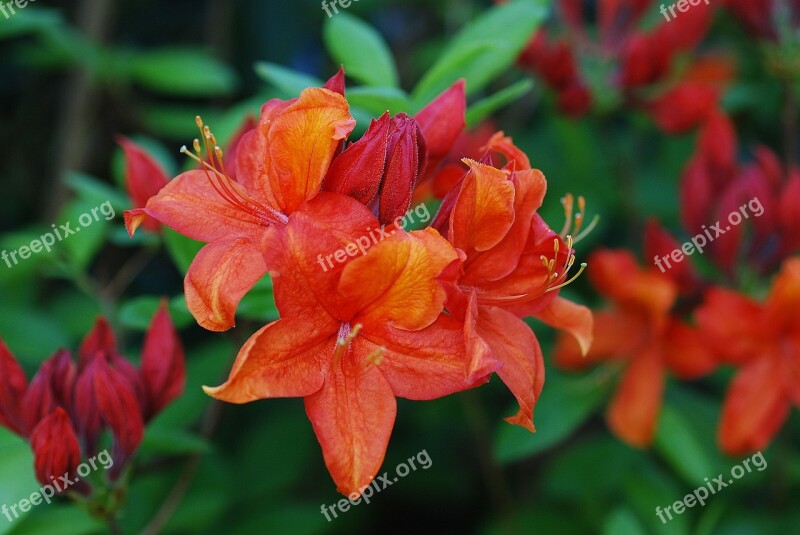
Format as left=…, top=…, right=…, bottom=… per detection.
left=323, top=67, right=346, bottom=96
left=118, top=137, right=169, bottom=233
left=22, top=350, right=76, bottom=436
left=140, top=301, right=186, bottom=421
left=74, top=353, right=144, bottom=467
left=78, top=317, right=118, bottom=369
left=414, top=79, right=465, bottom=162
left=29, top=408, right=82, bottom=489
left=0, top=339, right=28, bottom=436
left=647, top=82, right=720, bottom=133
left=324, top=113, right=426, bottom=225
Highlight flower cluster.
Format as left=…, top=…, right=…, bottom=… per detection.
left=124, top=69, right=593, bottom=495
left=0, top=303, right=185, bottom=493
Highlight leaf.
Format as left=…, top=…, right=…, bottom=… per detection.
left=0, top=304, right=71, bottom=365
left=0, top=8, right=63, bottom=40
left=56, top=197, right=112, bottom=271
left=8, top=506, right=105, bottom=535
left=323, top=13, right=398, bottom=87
left=236, top=275, right=278, bottom=322
left=138, top=428, right=213, bottom=457
left=466, top=79, right=534, bottom=126
left=412, top=0, right=549, bottom=106
left=494, top=369, right=611, bottom=463
left=163, top=227, right=204, bottom=274
left=603, top=508, right=648, bottom=535
left=0, top=429, right=38, bottom=534
left=118, top=296, right=194, bottom=331
left=254, top=62, right=322, bottom=97
left=346, top=86, right=412, bottom=116
left=65, top=172, right=129, bottom=213
left=129, top=48, right=237, bottom=97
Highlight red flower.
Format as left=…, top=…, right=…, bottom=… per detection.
left=556, top=250, right=715, bottom=447
left=432, top=134, right=594, bottom=431
left=696, top=257, right=800, bottom=454
left=204, top=194, right=489, bottom=495
left=29, top=408, right=83, bottom=489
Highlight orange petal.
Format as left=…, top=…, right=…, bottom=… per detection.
left=695, top=287, right=764, bottom=365
left=765, top=257, right=800, bottom=333
left=554, top=309, right=644, bottom=369
left=662, top=320, right=717, bottom=379
left=534, top=297, right=593, bottom=356
left=449, top=159, right=515, bottom=252
left=305, top=353, right=396, bottom=496
left=338, top=228, right=457, bottom=331
left=185, top=237, right=267, bottom=331
left=130, top=170, right=267, bottom=241
left=481, top=131, right=531, bottom=170
left=263, top=193, right=378, bottom=320
left=361, top=315, right=491, bottom=400
left=237, top=88, right=356, bottom=215
left=460, top=168, right=547, bottom=283
left=718, top=355, right=790, bottom=455
left=588, top=249, right=677, bottom=325
left=606, top=349, right=665, bottom=448
left=203, top=317, right=336, bottom=403
left=476, top=305, right=544, bottom=432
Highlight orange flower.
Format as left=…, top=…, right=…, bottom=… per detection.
left=696, top=257, right=800, bottom=455
left=203, top=194, right=494, bottom=495
left=556, top=250, right=716, bottom=447
left=125, top=87, right=356, bottom=331
left=432, top=133, right=594, bottom=432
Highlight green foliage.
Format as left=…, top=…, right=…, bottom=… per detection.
left=323, top=13, right=399, bottom=87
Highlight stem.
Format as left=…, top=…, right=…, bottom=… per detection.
left=138, top=397, right=224, bottom=535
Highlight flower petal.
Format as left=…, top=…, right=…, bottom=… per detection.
left=305, top=354, right=396, bottom=496
left=0, top=339, right=28, bottom=436
left=476, top=306, right=544, bottom=432
left=237, top=88, right=356, bottom=215
left=718, top=355, right=790, bottom=455
left=185, top=237, right=268, bottom=332
left=533, top=297, right=593, bottom=356
left=203, top=317, right=335, bottom=403
left=128, top=170, right=266, bottom=241
left=360, top=315, right=489, bottom=400
left=606, top=349, right=665, bottom=448
left=140, top=301, right=186, bottom=420
left=29, top=408, right=82, bottom=488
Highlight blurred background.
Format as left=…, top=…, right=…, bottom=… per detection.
left=1, top=0, right=799, bottom=533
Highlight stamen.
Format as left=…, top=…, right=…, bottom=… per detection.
left=560, top=194, right=574, bottom=237
left=180, top=116, right=287, bottom=226
left=333, top=323, right=363, bottom=367
left=545, top=263, right=588, bottom=292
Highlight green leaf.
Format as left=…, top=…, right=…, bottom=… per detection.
left=412, top=0, right=549, bottom=106
left=118, top=296, right=194, bottom=331
left=323, top=13, right=398, bottom=87
left=603, top=508, right=648, bottom=535
left=0, top=8, right=63, bottom=40
left=346, top=86, right=412, bottom=116
left=254, top=62, right=322, bottom=97
left=494, top=369, right=611, bottom=463
left=466, top=78, right=534, bottom=125
left=139, top=428, right=213, bottom=457
left=236, top=275, right=278, bottom=322
left=56, top=198, right=112, bottom=271
left=163, top=228, right=204, bottom=274
left=0, top=304, right=71, bottom=365
left=65, top=172, right=129, bottom=214
left=129, top=48, right=237, bottom=97
left=8, top=506, right=105, bottom=535
left=0, top=429, right=38, bottom=534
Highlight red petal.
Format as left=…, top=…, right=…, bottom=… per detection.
left=203, top=317, right=335, bottom=403
left=78, top=317, right=118, bottom=369
left=606, top=349, right=665, bottom=448
left=91, top=356, right=144, bottom=460
left=118, top=137, right=169, bottom=232
left=534, top=297, right=593, bottom=356
left=305, top=353, right=396, bottom=496
left=477, top=306, right=544, bottom=432
left=663, top=320, right=717, bottom=378
left=323, top=67, right=346, bottom=96
left=22, top=350, right=76, bottom=436
left=184, top=237, right=268, bottom=332
left=718, top=355, right=790, bottom=455
left=415, top=79, right=466, bottom=161
left=0, top=339, right=28, bottom=436
left=140, top=301, right=186, bottom=420
left=695, top=288, right=764, bottom=365
left=29, top=408, right=82, bottom=488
